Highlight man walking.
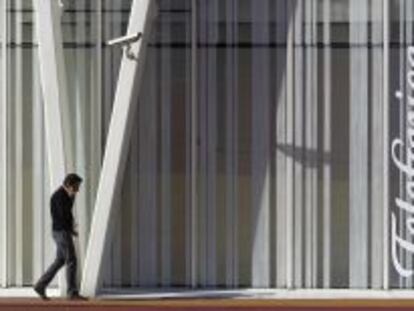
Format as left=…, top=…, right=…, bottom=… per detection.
left=34, top=173, right=86, bottom=300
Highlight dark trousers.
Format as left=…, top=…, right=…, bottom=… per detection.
left=35, top=230, right=78, bottom=296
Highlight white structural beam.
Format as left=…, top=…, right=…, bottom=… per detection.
left=1, top=0, right=8, bottom=288
left=383, top=0, right=390, bottom=290
left=15, top=0, right=24, bottom=286
left=286, top=0, right=295, bottom=289
left=322, top=0, right=331, bottom=289
left=349, top=0, right=369, bottom=288
left=34, top=0, right=73, bottom=296
left=81, top=0, right=155, bottom=297
left=190, top=0, right=198, bottom=288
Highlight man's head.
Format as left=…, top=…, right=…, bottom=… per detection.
left=63, top=173, right=83, bottom=197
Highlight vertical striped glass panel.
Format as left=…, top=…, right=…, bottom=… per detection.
left=389, top=0, right=414, bottom=289
left=105, top=0, right=386, bottom=289
left=0, top=0, right=7, bottom=288
left=7, top=0, right=414, bottom=291
left=0, top=0, right=125, bottom=288
left=101, top=0, right=193, bottom=287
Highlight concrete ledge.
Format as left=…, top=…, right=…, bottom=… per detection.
left=99, top=288, right=414, bottom=302
left=3, top=287, right=414, bottom=300
left=2, top=291, right=414, bottom=310
left=0, top=287, right=59, bottom=298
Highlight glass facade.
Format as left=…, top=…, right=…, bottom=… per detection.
left=0, top=0, right=132, bottom=287
left=1, top=0, right=414, bottom=291
left=389, top=0, right=414, bottom=289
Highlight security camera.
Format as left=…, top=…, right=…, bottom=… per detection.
left=107, top=33, right=142, bottom=47
left=107, top=32, right=143, bottom=61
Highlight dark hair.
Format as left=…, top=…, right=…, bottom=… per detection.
left=63, top=173, right=83, bottom=187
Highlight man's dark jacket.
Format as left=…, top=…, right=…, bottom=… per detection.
left=50, top=187, right=75, bottom=233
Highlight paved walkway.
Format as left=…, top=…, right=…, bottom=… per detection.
left=1, top=298, right=414, bottom=311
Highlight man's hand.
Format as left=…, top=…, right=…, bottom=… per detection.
left=72, top=223, right=79, bottom=237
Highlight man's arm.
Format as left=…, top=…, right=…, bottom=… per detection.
left=50, top=194, right=64, bottom=230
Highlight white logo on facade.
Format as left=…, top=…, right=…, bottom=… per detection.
left=391, top=46, right=414, bottom=278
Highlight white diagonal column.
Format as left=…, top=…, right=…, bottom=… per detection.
left=34, top=0, right=73, bottom=296
left=80, top=0, right=155, bottom=297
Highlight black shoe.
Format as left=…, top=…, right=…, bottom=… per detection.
left=33, top=285, right=50, bottom=301
left=68, top=293, right=88, bottom=301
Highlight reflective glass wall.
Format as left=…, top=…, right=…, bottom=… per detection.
left=1, top=0, right=414, bottom=291
left=0, top=0, right=131, bottom=287
left=107, top=0, right=388, bottom=289
left=389, top=0, right=414, bottom=289
left=1, top=0, right=53, bottom=287
left=105, top=0, right=194, bottom=288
